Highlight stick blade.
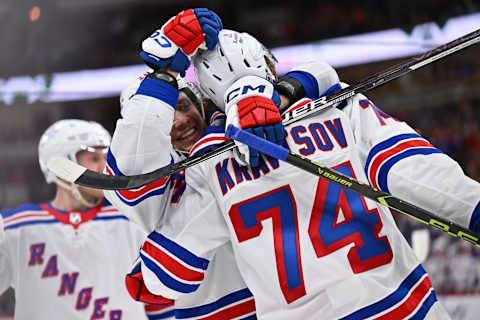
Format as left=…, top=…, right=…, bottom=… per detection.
left=47, top=157, right=87, bottom=184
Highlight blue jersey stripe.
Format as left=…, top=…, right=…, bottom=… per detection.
left=190, top=144, right=219, bottom=157
left=93, top=215, right=129, bottom=222
left=283, top=70, right=320, bottom=99
left=189, top=126, right=226, bottom=157
left=108, top=149, right=175, bottom=177
left=137, top=78, right=179, bottom=109
left=469, top=201, right=480, bottom=232
left=114, top=184, right=171, bottom=206
left=175, top=288, right=253, bottom=318
left=365, top=133, right=422, bottom=174
left=377, top=148, right=442, bottom=193
left=148, top=231, right=209, bottom=270
left=107, top=148, right=125, bottom=176
left=340, top=265, right=426, bottom=320
left=147, top=310, right=175, bottom=320
left=203, top=125, right=225, bottom=135
left=408, top=290, right=437, bottom=320
left=140, top=252, right=200, bottom=294
left=0, top=203, right=44, bottom=219
left=4, top=219, right=59, bottom=230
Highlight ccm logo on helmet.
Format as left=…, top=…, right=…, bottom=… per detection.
left=225, top=85, right=266, bottom=104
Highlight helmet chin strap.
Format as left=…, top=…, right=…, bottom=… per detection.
left=54, top=177, right=102, bottom=208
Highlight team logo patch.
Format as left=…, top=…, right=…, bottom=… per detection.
left=69, top=212, right=82, bottom=225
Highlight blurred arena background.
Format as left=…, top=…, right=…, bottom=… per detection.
left=1, top=0, right=480, bottom=318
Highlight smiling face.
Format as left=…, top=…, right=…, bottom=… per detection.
left=170, top=91, right=206, bottom=152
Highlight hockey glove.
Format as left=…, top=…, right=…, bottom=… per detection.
left=225, top=76, right=283, bottom=167
left=125, top=259, right=174, bottom=305
left=140, top=8, right=222, bottom=77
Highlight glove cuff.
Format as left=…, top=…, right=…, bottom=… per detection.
left=275, top=76, right=306, bottom=105
left=147, top=71, right=179, bottom=90
left=139, top=50, right=190, bottom=77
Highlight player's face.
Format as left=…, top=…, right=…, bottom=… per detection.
left=76, top=147, right=108, bottom=201
left=170, top=92, right=206, bottom=152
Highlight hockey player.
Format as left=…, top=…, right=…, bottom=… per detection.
left=0, top=119, right=173, bottom=319
left=127, top=24, right=480, bottom=319
left=104, top=8, right=223, bottom=232
left=103, top=8, right=260, bottom=319
left=108, top=74, right=258, bottom=319
left=104, top=9, right=336, bottom=319
left=121, top=24, right=368, bottom=320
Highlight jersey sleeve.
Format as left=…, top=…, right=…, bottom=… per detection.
left=282, top=60, right=341, bottom=99
left=0, top=216, right=4, bottom=243
left=343, top=89, right=480, bottom=230
left=133, top=164, right=230, bottom=301
left=104, top=78, right=180, bottom=232
left=0, top=215, right=13, bottom=294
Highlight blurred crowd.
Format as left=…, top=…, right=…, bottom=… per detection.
left=396, top=213, right=480, bottom=295
left=1, top=0, right=477, bottom=77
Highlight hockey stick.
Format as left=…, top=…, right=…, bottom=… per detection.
left=47, top=28, right=480, bottom=190
left=226, top=125, right=480, bottom=247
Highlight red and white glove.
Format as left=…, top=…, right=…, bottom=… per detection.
left=125, top=259, right=175, bottom=305
left=224, top=76, right=283, bottom=167
left=140, top=8, right=222, bottom=77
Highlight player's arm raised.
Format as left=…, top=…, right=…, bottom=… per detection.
left=344, top=89, right=480, bottom=231
left=104, top=8, right=222, bottom=231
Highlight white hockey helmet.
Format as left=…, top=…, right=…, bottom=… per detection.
left=193, top=29, right=277, bottom=110
left=38, top=119, right=111, bottom=184
left=178, top=77, right=205, bottom=119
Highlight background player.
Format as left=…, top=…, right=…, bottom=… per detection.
left=0, top=119, right=172, bottom=319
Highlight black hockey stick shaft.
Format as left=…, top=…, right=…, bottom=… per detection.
left=227, top=125, right=480, bottom=247
left=58, top=28, right=480, bottom=190
left=79, top=140, right=236, bottom=190
left=282, top=27, right=480, bottom=124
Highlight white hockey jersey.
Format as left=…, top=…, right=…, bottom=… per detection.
left=139, top=89, right=480, bottom=319
left=104, top=77, right=256, bottom=319
left=104, top=77, right=182, bottom=232
left=0, top=200, right=173, bottom=320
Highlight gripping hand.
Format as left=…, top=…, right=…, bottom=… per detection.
left=225, top=76, right=283, bottom=167
left=140, top=8, right=222, bottom=77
